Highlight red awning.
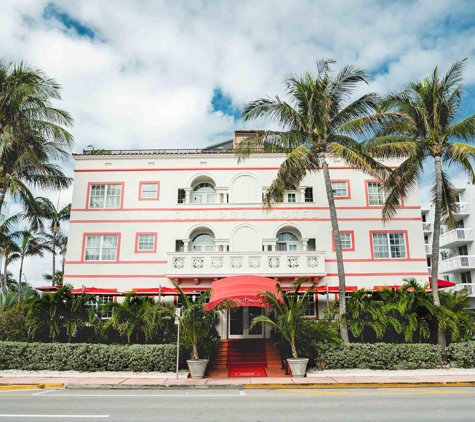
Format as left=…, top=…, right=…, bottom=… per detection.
left=205, top=275, right=279, bottom=310
left=35, top=285, right=60, bottom=292
left=429, top=277, right=456, bottom=288
left=70, top=287, right=121, bottom=295
left=127, top=287, right=206, bottom=295
left=315, top=285, right=358, bottom=293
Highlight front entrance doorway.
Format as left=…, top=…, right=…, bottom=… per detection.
left=228, top=306, right=264, bottom=339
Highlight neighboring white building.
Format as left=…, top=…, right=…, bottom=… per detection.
left=422, top=181, right=475, bottom=308
left=64, top=131, right=428, bottom=339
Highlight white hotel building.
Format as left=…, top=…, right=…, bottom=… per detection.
left=64, top=131, right=429, bottom=340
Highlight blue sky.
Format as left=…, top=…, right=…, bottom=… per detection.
left=1, top=0, right=475, bottom=282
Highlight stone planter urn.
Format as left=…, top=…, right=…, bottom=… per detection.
left=287, top=358, right=309, bottom=378
left=187, top=359, right=209, bottom=379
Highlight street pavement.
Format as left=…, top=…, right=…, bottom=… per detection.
left=1, top=387, right=475, bottom=421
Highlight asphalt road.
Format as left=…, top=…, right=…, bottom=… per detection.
left=1, top=387, right=475, bottom=421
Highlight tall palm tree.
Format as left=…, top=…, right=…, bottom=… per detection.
left=0, top=60, right=73, bottom=214
left=32, top=198, right=71, bottom=286
left=237, top=59, right=393, bottom=343
left=17, top=228, right=47, bottom=300
left=0, top=213, right=22, bottom=293
left=367, top=59, right=475, bottom=351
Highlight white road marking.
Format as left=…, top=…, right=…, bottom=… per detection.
left=33, top=390, right=55, bottom=396
left=42, top=393, right=242, bottom=397
left=239, top=390, right=245, bottom=396
left=0, top=415, right=109, bottom=419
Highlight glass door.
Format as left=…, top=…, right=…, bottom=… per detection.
left=228, top=307, right=265, bottom=339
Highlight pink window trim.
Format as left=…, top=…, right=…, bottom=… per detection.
left=86, top=182, right=125, bottom=209
left=134, top=232, right=158, bottom=254
left=138, top=181, right=160, bottom=201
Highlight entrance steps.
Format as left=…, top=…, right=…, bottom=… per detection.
left=211, top=339, right=282, bottom=370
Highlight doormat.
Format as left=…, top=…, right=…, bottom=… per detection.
left=229, top=367, right=267, bottom=377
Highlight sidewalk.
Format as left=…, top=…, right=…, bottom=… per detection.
left=2, top=368, right=475, bottom=389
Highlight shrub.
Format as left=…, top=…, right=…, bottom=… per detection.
left=314, top=343, right=442, bottom=370
left=0, top=342, right=182, bottom=372
left=447, top=342, right=475, bottom=368
left=0, top=303, right=29, bottom=342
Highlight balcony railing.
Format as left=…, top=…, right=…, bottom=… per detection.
left=425, top=244, right=432, bottom=254
left=166, top=251, right=326, bottom=277
left=455, top=202, right=469, bottom=214
left=440, top=228, right=473, bottom=248
left=422, top=222, right=432, bottom=232
left=453, top=283, right=475, bottom=297
left=439, top=255, right=475, bottom=273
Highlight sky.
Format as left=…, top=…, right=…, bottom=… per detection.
left=1, top=0, right=475, bottom=286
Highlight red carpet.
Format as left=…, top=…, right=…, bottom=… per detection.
left=229, top=366, right=267, bottom=377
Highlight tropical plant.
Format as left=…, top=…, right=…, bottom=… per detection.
left=42, top=271, right=64, bottom=286
left=16, top=227, right=47, bottom=300
left=0, top=60, right=73, bottom=215
left=175, top=284, right=215, bottom=360
left=31, top=198, right=71, bottom=285
left=366, top=59, right=475, bottom=352
left=103, top=293, right=172, bottom=344
left=237, top=59, right=394, bottom=343
left=0, top=213, right=23, bottom=293
left=250, top=278, right=315, bottom=359
left=25, top=284, right=96, bottom=342
left=439, top=289, right=475, bottom=342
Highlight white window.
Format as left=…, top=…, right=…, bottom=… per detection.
left=296, top=293, right=316, bottom=317
left=340, top=233, right=352, bottom=249
left=89, top=184, right=122, bottom=209
left=137, top=234, right=156, bottom=251
left=331, top=182, right=348, bottom=197
left=193, top=183, right=216, bottom=204
left=277, top=232, right=299, bottom=251
left=140, top=183, right=159, bottom=199
left=191, top=233, right=215, bottom=251
left=368, top=182, right=385, bottom=206
left=372, top=233, right=406, bottom=259
left=85, top=235, right=118, bottom=261
left=98, top=295, right=114, bottom=319
left=286, top=192, right=296, bottom=203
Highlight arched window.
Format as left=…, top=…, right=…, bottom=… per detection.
left=191, top=233, right=215, bottom=252
left=276, top=232, right=299, bottom=251
left=192, top=183, right=216, bottom=204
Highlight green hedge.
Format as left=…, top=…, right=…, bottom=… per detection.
left=0, top=342, right=180, bottom=372
left=315, top=343, right=442, bottom=370
left=447, top=342, right=475, bottom=368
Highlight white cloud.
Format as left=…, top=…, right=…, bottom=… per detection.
left=1, top=0, right=474, bottom=285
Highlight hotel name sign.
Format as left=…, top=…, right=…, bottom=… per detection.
left=174, top=209, right=320, bottom=220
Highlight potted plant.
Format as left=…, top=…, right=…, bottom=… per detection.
left=250, top=278, right=315, bottom=377
left=175, top=284, right=215, bottom=379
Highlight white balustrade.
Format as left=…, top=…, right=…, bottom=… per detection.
left=425, top=244, right=432, bottom=254
left=439, top=255, right=475, bottom=273
left=440, top=228, right=473, bottom=247
left=166, top=251, right=326, bottom=277
left=455, top=202, right=469, bottom=214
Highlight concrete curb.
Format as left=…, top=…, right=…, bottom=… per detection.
left=61, top=381, right=475, bottom=390
left=66, top=383, right=245, bottom=390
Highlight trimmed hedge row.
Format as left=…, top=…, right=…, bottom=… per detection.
left=314, top=343, right=443, bottom=370
left=0, top=342, right=179, bottom=372
left=447, top=342, right=475, bottom=368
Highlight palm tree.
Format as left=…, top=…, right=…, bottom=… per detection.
left=237, top=59, right=393, bottom=343
left=17, top=228, right=47, bottom=300
left=42, top=271, right=64, bottom=286
left=250, top=278, right=315, bottom=359
left=32, top=198, right=71, bottom=286
left=367, top=59, right=475, bottom=352
left=0, top=60, right=73, bottom=214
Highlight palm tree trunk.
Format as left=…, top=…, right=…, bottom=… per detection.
left=322, top=157, right=350, bottom=344
left=52, top=224, right=57, bottom=287
left=18, top=256, right=24, bottom=301
left=2, top=257, right=7, bottom=294
left=432, top=155, right=446, bottom=354
left=0, top=186, right=6, bottom=222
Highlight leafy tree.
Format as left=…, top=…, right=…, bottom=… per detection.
left=237, top=59, right=393, bottom=343
left=366, top=59, right=475, bottom=352
left=0, top=60, right=73, bottom=216
left=0, top=302, right=28, bottom=341
left=250, top=278, right=315, bottom=359
left=31, top=198, right=71, bottom=286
